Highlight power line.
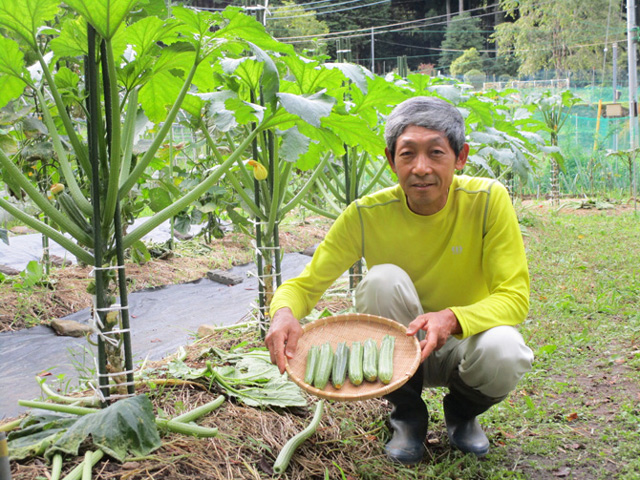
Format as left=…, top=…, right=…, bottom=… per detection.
left=267, top=0, right=391, bottom=20
left=275, top=3, right=500, bottom=41
left=269, top=0, right=373, bottom=14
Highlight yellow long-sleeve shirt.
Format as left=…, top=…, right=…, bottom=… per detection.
left=270, top=175, right=530, bottom=338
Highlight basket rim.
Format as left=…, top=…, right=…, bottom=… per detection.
left=285, top=313, right=421, bottom=402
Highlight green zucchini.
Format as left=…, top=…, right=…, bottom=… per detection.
left=348, top=341, right=364, bottom=386
left=313, top=342, right=333, bottom=389
left=362, top=338, right=378, bottom=382
left=304, top=345, right=319, bottom=385
left=332, top=342, right=349, bottom=389
left=378, top=335, right=395, bottom=384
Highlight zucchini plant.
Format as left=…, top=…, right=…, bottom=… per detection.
left=0, top=0, right=307, bottom=403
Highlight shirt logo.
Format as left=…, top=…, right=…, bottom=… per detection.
left=451, top=245, right=463, bottom=255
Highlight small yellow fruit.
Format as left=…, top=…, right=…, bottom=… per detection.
left=247, top=160, right=268, bottom=181
left=50, top=183, right=65, bottom=195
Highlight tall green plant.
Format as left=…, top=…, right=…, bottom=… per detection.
left=527, top=90, right=581, bottom=204
left=0, top=1, right=306, bottom=400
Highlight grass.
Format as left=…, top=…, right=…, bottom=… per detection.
left=5, top=202, right=640, bottom=479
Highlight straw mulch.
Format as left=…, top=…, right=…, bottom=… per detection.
left=9, top=325, right=442, bottom=480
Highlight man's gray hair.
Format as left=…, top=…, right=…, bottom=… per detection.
left=384, top=96, right=466, bottom=158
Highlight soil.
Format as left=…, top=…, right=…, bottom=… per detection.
left=0, top=217, right=332, bottom=332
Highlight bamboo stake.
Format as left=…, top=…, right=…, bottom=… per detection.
left=86, top=25, right=109, bottom=406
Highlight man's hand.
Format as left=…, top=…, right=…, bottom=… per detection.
left=406, top=309, right=462, bottom=362
left=265, top=307, right=303, bottom=374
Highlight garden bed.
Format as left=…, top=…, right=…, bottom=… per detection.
left=3, top=201, right=640, bottom=479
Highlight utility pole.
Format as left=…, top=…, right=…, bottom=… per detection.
left=627, top=0, right=638, bottom=150
left=628, top=0, right=639, bottom=211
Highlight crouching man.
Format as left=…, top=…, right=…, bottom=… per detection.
left=265, top=96, right=534, bottom=463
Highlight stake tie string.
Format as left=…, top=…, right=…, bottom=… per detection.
left=246, top=270, right=282, bottom=288
left=90, top=296, right=130, bottom=346
left=89, top=359, right=136, bottom=403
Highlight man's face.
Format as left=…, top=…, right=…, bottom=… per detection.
left=385, top=125, right=468, bottom=216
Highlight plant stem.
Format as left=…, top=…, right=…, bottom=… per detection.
left=0, top=418, right=23, bottom=433
left=119, top=88, right=139, bottom=188
left=122, top=123, right=263, bottom=250
left=119, top=59, right=200, bottom=198
left=101, top=38, right=123, bottom=233
left=0, top=197, right=94, bottom=264
left=0, top=149, right=93, bottom=246
left=273, top=400, right=324, bottom=475
left=36, top=88, right=92, bottom=216
left=18, top=400, right=98, bottom=415
left=82, top=450, right=93, bottom=480
left=280, top=152, right=332, bottom=216
left=155, top=418, right=218, bottom=437
left=299, top=199, right=338, bottom=220
left=17, top=399, right=218, bottom=437
left=51, top=453, right=63, bottom=480
left=36, top=50, right=91, bottom=177
left=172, top=395, right=225, bottom=423
left=60, top=450, right=104, bottom=480
left=37, top=377, right=101, bottom=407
left=201, top=123, right=262, bottom=218
left=360, top=158, right=389, bottom=196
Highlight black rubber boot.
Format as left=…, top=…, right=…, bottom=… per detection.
left=383, top=365, right=428, bottom=465
left=443, top=370, right=506, bottom=457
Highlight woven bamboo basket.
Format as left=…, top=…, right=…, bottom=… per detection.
left=285, top=313, right=421, bottom=401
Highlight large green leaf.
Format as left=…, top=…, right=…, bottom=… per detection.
left=462, top=96, right=495, bottom=128
left=139, top=70, right=182, bottom=123
left=63, top=0, right=138, bottom=40
left=0, top=0, right=59, bottom=48
left=247, top=42, right=279, bottom=106
left=170, top=5, right=228, bottom=60
left=296, top=121, right=345, bottom=157
left=278, top=126, right=311, bottom=163
left=45, top=395, right=161, bottom=462
left=325, top=63, right=372, bottom=94
left=277, top=91, right=334, bottom=128
left=8, top=414, right=77, bottom=461
left=148, top=186, right=172, bottom=213
left=168, top=349, right=306, bottom=408
left=0, top=37, right=29, bottom=108
left=218, top=7, right=294, bottom=56
left=50, top=17, right=88, bottom=58
left=348, top=75, right=407, bottom=117
left=123, top=15, right=178, bottom=57
left=137, top=50, right=196, bottom=123
left=322, top=112, right=384, bottom=155
left=282, top=56, right=344, bottom=95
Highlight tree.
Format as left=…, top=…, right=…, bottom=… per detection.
left=265, top=1, right=330, bottom=53
left=450, top=47, right=484, bottom=76
left=492, top=0, right=626, bottom=78
left=439, top=12, right=486, bottom=74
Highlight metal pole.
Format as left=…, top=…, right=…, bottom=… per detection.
left=627, top=0, right=638, bottom=150
left=370, top=27, right=375, bottom=73
left=0, top=432, right=11, bottom=480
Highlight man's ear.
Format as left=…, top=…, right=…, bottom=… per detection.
left=455, top=144, right=469, bottom=171
left=385, top=147, right=397, bottom=173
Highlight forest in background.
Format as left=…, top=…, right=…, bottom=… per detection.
left=179, top=0, right=635, bottom=85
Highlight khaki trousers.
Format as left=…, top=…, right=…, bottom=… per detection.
left=354, top=264, right=534, bottom=398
